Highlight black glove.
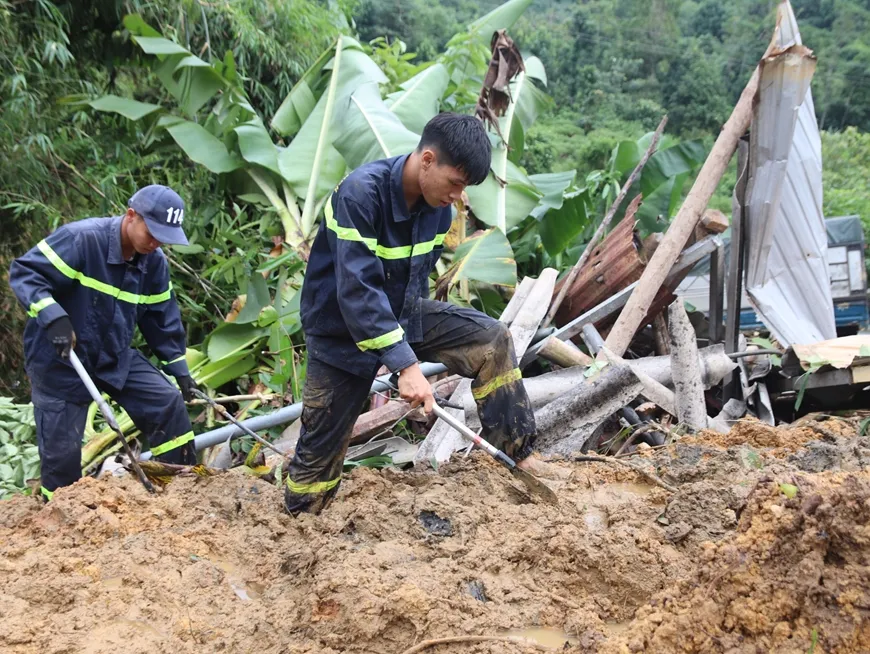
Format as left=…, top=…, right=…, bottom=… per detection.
left=45, top=316, right=76, bottom=359
left=177, top=375, right=199, bottom=402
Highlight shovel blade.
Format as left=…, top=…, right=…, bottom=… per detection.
left=510, top=467, right=558, bottom=505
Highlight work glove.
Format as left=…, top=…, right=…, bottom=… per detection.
left=45, top=316, right=76, bottom=359
left=177, top=376, right=199, bottom=402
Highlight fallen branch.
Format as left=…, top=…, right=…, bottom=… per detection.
left=399, top=635, right=553, bottom=654
left=572, top=454, right=678, bottom=493
left=544, top=115, right=667, bottom=326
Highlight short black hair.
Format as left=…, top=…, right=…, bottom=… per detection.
left=417, top=113, right=491, bottom=186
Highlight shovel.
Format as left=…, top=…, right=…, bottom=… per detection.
left=68, top=350, right=155, bottom=494
left=430, top=402, right=557, bottom=505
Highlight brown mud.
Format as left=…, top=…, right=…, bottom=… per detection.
left=1, top=418, right=868, bottom=654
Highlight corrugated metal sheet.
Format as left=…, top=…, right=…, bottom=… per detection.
left=743, top=0, right=836, bottom=346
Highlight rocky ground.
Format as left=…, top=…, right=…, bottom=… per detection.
left=0, top=417, right=868, bottom=654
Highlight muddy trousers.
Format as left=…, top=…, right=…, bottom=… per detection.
left=31, top=351, right=196, bottom=501
left=284, top=299, right=537, bottom=515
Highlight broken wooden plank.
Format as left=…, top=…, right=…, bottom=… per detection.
left=538, top=335, right=592, bottom=368
left=604, top=60, right=766, bottom=356
left=668, top=300, right=707, bottom=431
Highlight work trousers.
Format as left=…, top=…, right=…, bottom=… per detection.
left=284, top=299, right=537, bottom=515
left=31, top=350, right=196, bottom=501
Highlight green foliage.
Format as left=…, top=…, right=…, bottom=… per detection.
left=0, top=399, right=39, bottom=499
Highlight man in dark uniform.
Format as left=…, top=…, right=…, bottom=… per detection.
left=286, top=113, right=537, bottom=515
left=9, top=184, right=200, bottom=500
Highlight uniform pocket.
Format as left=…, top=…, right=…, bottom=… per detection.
left=300, top=384, right=335, bottom=434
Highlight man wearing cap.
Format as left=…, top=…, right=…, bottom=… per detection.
left=9, top=184, right=199, bottom=501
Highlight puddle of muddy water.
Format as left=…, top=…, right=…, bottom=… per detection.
left=505, top=627, right=579, bottom=648
left=209, top=556, right=265, bottom=601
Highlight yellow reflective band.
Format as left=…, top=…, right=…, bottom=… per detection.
left=41, top=486, right=54, bottom=501
left=324, top=202, right=377, bottom=251
left=285, top=475, right=341, bottom=495
left=161, top=354, right=187, bottom=366
left=472, top=368, right=523, bottom=401
left=150, top=430, right=195, bottom=456
left=325, top=203, right=447, bottom=261
left=356, top=326, right=404, bottom=352
left=36, top=240, right=172, bottom=305
left=27, top=296, right=57, bottom=318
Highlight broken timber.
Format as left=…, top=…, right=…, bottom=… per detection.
left=668, top=300, right=708, bottom=431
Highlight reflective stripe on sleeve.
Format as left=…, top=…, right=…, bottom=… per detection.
left=356, top=326, right=404, bottom=352
left=472, top=368, right=523, bottom=401
left=41, top=486, right=54, bottom=501
left=27, top=296, right=57, bottom=318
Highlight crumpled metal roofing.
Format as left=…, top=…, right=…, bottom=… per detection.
left=743, top=0, right=837, bottom=346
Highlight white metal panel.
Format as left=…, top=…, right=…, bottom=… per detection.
left=742, top=0, right=836, bottom=345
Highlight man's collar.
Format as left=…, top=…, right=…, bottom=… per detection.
left=390, top=154, right=437, bottom=223
left=108, top=216, right=148, bottom=271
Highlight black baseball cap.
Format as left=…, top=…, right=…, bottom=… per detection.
left=128, top=185, right=190, bottom=246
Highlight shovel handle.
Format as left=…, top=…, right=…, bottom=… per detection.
left=430, top=403, right=517, bottom=469
left=68, top=351, right=120, bottom=431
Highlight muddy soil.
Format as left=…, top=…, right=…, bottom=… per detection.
left=1, top=418, right=868, bottom=654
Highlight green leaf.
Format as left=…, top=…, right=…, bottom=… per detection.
left=123, top=14, right=161, bottom=38
left=779, top=483, right=799, bottom=499
left=170, top=244, right=204, bottom=255
left=435, top=228, right=516, bottom=297
left=332, top=82, right=421, bottom=169
left=165, top=121, right=243, bottom=173
left=271, top=42, right=336, bottom=137
left=88, top=95, right=162, bottom=121
left=641, top=140, right=707, bottom=197
left=202, top=355, right=258, bottom=390
left=859, top=417, right=870, bottom=437
left=610, top=140, right=641, bottom=176
left=206, top=323, right=268, bottom=361
left=465, top=159, right=541, bottom=231
left=386, top=63, right=450, bottom=134
left=132, top=36, right=188, bottom=56
left=468, top=0, right=533, bottom=36
left=235, top=119, right=281, bottom=175
left=236, top=273, right=272, bottom=324
left=537, top=189, right=589, bottom=255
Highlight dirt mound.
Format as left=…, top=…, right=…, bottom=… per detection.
left=602, top=471, right=870, bottom=654
left=0, top=455, right=686, bottom=654
left=2, top=422, right=868, bottom=654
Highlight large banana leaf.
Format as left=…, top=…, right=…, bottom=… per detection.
left=465, top=158, right=541, bottom=232
left=435, top=228, right=517, bottom=297
left=271, top=44, right=335, bottom=137
left=386, top=63, right=450, bottom=134
left=88, top=95, right=162, bottom=120
left=529, top=171, right=592, bottom=255
left=468, top=0, right=534, bottom=36
left=333, top=82, right=421, bottom=169
left=640, top=140, right=706, bottom=197
left=235, top=118, right=282, bottom=176
left=164, top=120, right=243, bottom=173
left=277, top=38, right=387, bottom=213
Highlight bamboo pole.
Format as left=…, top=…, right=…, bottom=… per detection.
left=604, top=67, right=763, bottom=356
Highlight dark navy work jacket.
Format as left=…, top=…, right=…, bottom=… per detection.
left=301, top=154, right=452, bottom=378
left=9, top=216, right=190, bottom=394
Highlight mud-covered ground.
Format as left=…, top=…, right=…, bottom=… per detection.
left=1, top=417, right=868, bottom=654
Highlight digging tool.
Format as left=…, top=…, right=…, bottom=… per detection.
left=430, top=402, right=557, bottom=504
left=383, top=373, right=556, bottom=503
left=191, top=389, right=286, bottom=458
left=68, top=350, right=155, bottom=494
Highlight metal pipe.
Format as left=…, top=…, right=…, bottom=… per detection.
left=140, top=361, right=451, bottom=460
